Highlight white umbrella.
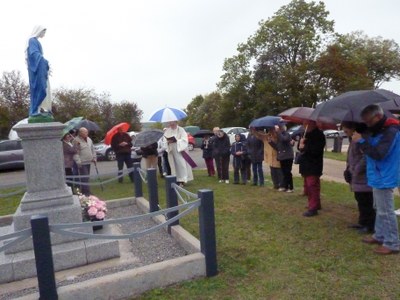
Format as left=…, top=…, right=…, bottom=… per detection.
left=8, top=118, right=29, bottom=140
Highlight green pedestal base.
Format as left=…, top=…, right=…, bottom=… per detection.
left=28, top=113, right=54, bottom=123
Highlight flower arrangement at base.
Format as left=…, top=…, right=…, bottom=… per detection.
left=78, top=193, right=107, bottom=222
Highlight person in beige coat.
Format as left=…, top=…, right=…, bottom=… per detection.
left=251, top=128, right=283, bottom=189
left=73, top=127, right=96, bottom=195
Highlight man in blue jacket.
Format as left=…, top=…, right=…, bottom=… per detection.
left=352, top=104, right=400, bottom=255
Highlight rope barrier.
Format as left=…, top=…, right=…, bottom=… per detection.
left=171, top=183, right=199, bottom=204
left=0, top=187, right=27, bottom=198
left=137, top=167, right=148, bottom=183
left=50, top=201, right=200, bottom=240
left=0, top=228, right=32, bottom=253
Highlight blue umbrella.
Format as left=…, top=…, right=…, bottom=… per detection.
left=149, top=107, right=187, bottom=123
left=249, top=116, right=284, bottom=128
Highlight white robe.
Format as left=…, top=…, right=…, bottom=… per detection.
left=164, top=126, right=194, bottom=183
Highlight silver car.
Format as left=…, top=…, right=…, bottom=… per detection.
left=94, top=132, right=142, bottom=162
left=0, top=140, right=24, bottom=171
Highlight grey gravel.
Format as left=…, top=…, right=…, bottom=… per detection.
left=0, top=203, right=188, bottom=300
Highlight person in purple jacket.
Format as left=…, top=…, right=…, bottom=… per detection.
left=342, top=122, right=375, bottom=234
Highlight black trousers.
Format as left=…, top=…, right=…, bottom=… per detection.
left=162, top=151, right=171, bottom=175
left=354, top=191, right=375, bottom=230
left=215, top=156, right=230, bottom=180
left=116, top=153, right=133, bottom=182
left=280, top=159, right=294, bottom=190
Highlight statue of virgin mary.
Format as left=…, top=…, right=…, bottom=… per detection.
left=26, top=25, right=52, bottom=117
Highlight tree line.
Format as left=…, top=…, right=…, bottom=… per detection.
left=184, top=0, right=400, bottom=129
left=0, top=70, right=143, bottom=140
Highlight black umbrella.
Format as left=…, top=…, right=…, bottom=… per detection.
left=192, top=129, right=214, bottom=138
left=75, top=119, right=101, bottom=131
left=311, top=89, right=400, bottom=123
left=134, top=130, right=164, bottom=147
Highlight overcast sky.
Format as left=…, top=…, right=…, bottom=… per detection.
left=1, top=0, right=399, bottom=120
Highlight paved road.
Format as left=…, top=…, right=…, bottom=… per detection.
left=0, top=137, right=347, bottom=186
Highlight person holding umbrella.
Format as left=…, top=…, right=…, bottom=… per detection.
left=352, top=104, right=400, bottom=255
left=200, top=134, right=215, bottom=177
left=111, top=127, right=134, bottom=183
left=298, top=120, right=326, bottom=217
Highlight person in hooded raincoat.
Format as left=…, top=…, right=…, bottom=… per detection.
left=26, top=25, right=51, bottom=116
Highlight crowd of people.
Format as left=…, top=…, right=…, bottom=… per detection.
left=61, top=103, right=400, bottom=255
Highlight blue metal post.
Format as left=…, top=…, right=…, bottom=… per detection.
left=198, top=189, right=218, bottom=277
left=31, top=215, right=58, bottom=299
left=133, top=162, right=142, bottom=198
left=147, top=168, right=159, bottom=212
left=165, top=175, right=179, bottom=231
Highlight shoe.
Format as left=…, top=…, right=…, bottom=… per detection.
left=225, top=180, right=229, bottom=184
left=219, top=180, right=223, bottom=183
left=233, top=182, right=239, bottom=185
left=362, top=236, right=383, bottom=245
left=251, top=183, right=258, bottom=186
left=373, top=246, right=399, bottom=255
left=278, top=188, right=286, bottom=192
left=163, top=172, right=167, bottom=176
left=347, top=224, right=363, bottom=229
left=286, top=189, right=294, bottom=193
left=303, top=210, right=318, bottom=217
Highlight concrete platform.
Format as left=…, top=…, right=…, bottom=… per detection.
left=0, top=197, right=206, bottom=300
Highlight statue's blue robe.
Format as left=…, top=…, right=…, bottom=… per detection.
left=27, top=37, right=49, bottom=115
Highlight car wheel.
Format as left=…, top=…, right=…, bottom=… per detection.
left=106, top=149, right=116, bottom=161
left=188, top=143, right=194, bottom=151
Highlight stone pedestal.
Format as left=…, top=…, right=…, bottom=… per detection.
left=0, top=122, right=120, bottom=282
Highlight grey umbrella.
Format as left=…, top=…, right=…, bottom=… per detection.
left=311, top=89, right=400, bottom=123
left=75, top=119, right=101, bottom=131
left=134, top=130, right=164, bottom=147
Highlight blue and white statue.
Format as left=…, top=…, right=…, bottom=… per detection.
left=26, top=25, right=52, bottom=117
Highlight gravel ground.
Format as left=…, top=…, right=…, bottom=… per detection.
left=0, top=204, right=188, bottom=300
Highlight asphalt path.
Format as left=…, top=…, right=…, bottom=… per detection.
left=0, top=138, right=347, bottom=186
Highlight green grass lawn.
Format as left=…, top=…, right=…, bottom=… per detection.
left=323, top=150, right=347, bottom=162
left=1, top=171, right=400, bottom=299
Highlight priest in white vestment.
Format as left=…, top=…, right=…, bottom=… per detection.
left=164, top=121, right=194, bottom=185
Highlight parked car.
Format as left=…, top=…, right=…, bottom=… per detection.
left=287, top=125, right=304, bottom=141
left=0, top=139, right=24, bottom=171
left=93, top=132, right=142, bottom=162
left=221, top=127, right=249, bottom=144
left=323, top=130, right=347, bottom=138
left=184, top=125, right=202, bottom=148
left=187, top=133, right=195, bottom=151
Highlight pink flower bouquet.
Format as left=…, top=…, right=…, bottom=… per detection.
left=79, top=193, right=107, bottom=222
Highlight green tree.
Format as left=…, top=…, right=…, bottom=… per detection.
left=218, top=0, right=335, bottom=123
left=112, top=101, right=143, bottom=131
left=184, top=95, right=204, bottom=125
left=0, top=71, right=30, bottom=138
left=335, top=31, right=400, bottom=88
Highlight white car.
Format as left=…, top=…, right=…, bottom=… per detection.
left=221, top=127, right=249, bottom=144
left=323, top=130, right=347, bottom=138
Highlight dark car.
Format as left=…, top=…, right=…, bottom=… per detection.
left=287, top=125, right=304, bottom=141
left=0, top=139, right=24, bottom=171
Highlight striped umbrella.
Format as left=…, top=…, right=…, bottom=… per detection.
left=148, top=107, right=187, bottom=123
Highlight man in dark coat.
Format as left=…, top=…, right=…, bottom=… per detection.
left=111, top=128, right=133, bottom=183
left=246, top=133, right=264, bottom=186
left=212, top=129, right=231, bottom=183
left=298, top=120, right=326, bottom=217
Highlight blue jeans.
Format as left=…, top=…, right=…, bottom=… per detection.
left=252, top=162, right=264, bottom=185
left=373, top=188, right=399, bottom=251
